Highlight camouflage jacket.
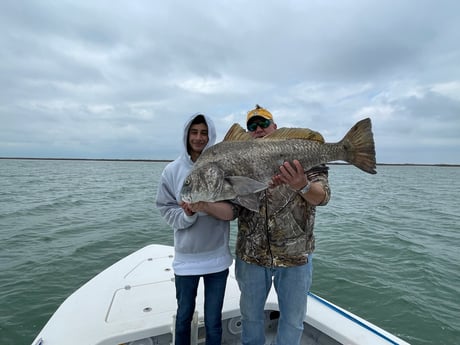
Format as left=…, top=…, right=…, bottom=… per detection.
left=235, top=166, right=330, bottom=267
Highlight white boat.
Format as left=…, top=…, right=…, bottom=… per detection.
left=31, top=244, right=410, bottom=345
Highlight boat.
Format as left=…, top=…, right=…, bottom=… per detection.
left=31, top=244, right=410, bottom=345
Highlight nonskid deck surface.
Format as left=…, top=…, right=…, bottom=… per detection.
left=121, top=309, right=341, bottom=345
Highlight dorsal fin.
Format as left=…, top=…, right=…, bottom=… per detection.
left=223, top=123, right=253, bottom=141
left=264, top=128, right=325, bottom=143
left=223, top=123, right=325, bottom=143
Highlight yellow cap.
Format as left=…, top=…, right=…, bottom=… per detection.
left=246, top=104, right=273, bottom=123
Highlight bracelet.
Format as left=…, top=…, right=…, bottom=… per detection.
left=298, top=180, right=311, bottom=194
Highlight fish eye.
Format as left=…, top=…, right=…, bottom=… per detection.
left=184, top=178, right=190, bottom=186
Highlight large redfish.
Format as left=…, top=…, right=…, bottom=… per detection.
left=181, top=118, right=376, bottom=211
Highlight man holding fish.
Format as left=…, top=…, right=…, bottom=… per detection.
left=156, top=114, right=235, bottom=345
left=234, top=105, right=331, bottom=345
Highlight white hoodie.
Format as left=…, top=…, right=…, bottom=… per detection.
left=155, top=113, right=233, bottom=275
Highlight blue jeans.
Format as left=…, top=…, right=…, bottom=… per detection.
left=235, top=256, right=313, bottom=345
left=174, top=269, right=229, bottom=345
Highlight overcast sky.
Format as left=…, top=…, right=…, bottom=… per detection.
left=1, top=1, right=459, bottom=164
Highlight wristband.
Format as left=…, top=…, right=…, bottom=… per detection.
left=298, top=180, right=311, bottom=194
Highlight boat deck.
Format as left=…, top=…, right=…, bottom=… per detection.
left=31, top=244, right=410, bottom=345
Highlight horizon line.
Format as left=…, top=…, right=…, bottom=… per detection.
left=1, top=157, right=459, bottom=167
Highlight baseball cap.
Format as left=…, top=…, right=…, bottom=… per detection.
left=246, top=104, right=273, bottom=123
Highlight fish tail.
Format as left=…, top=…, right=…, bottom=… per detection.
left=339, top=118, right=377, bottom=174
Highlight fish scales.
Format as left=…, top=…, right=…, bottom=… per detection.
left=199, top=139, right=343, bottom=182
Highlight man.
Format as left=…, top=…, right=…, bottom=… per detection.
left=156, top=113, right=235, bottom=345
left=235, top=105, right=331, bottom=345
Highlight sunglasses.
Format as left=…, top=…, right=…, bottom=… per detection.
left=247, top=119, right=271, bottom=132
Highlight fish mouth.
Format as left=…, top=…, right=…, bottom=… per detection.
left=181, top=195, right=192, bottom=203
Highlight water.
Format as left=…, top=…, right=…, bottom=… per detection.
left=0, top=159, right=459, bottom=345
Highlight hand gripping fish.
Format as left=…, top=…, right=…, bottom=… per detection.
left=181, top=118, right=376, bottom=211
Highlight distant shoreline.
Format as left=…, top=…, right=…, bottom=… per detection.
left=1, top=157, right=459, bottom=167
left=0, top=157, right=172, bottom=162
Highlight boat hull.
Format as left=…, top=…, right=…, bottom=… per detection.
left=31, top=244, right=410, bottom=345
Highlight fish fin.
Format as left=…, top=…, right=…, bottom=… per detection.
left=226, top=176, right=267, bottom=212
left=264, top=128, right=325, bottom=143
left=233, top=193, right=262, bottom=212
left=339, top=118, right=377, bottom=174
left=223, top=123, right=253, bottom=141
left=222, top=124, right=325, bottom=143
left=226, top=176, right=268, bottom=195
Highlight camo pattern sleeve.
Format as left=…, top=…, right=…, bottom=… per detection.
left=307, top=164, right=331, bottom=206
left=235, top=166, right=331, bottom=267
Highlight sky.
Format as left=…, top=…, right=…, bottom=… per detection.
left=1, top=1, right=459, bottom=164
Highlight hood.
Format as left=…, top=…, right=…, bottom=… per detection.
left=182, top=113, right=217, bottom=156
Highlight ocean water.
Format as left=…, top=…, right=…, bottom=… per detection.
left=0, top=159, right=459, bottom=345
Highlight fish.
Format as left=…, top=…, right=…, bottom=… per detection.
left=180, top=118, right=376, bottom=211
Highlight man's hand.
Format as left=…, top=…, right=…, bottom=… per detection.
left=181, top=201, right=235, bottom=221
left=188, top=201, right=208, bottom=213
left=179, top=201, right=195, bottom=216
left=270, top=160, right=308, bottom=191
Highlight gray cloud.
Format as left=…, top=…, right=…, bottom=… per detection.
left=1, top=0, right=459, bottom=163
